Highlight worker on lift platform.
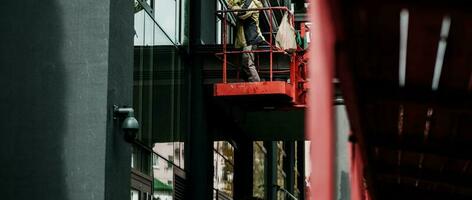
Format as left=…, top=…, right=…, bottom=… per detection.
left=228, top=0, right=265, bottom=82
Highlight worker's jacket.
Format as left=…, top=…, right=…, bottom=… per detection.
left=228, top=0, right=265, bottom=48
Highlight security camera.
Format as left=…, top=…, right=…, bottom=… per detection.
left=114, top=105, right=140, bottom=142
left=121, top=115, right=139, bottom=142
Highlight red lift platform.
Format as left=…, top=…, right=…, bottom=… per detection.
left=213, top=7, right=308, bottom=107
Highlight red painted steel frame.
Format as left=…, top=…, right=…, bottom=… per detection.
left=217, top=7, right=294, bottom=83
left=223, top=12, right=227, bottom=83
left=269, top=9, right=273, bottom=81
left=307, top=0, right=336, bottom=199
left=214, top=6, right=308, bottom=106
left=350, top=142, right=367, bottom=200
left=214, top=81, right=292, bottom=96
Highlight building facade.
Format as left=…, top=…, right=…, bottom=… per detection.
left=0, top=0, right=312, bottom=200
left=130, top=0, right=309, bottom=200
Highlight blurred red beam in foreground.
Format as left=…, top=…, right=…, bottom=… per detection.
left=307, top=0, right=336, bottom=199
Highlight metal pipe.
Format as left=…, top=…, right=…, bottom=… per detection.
left=274, top=185, right=298, bottom=200
left=216, top=6, right=291, bottom=13
left=269, top=9, right=273, bottom=81
left=290, top=53, right=296, bottom=103
left=258, top=70, right=291, bottom=74
left=223, top=12, right=227, bottom=83
left=136, top=0, right=180, bottom=48
left=215, top=49, right=286, bottom=54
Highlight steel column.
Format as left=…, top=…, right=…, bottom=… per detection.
left=234, top=139, right=254, bottom=199
left=350, top=141, right=371, bottom=200
left=307, top=0, right=336, bottom=199
left=284, top=142, right=296, bottom=195
left=222, top=12, right=227, bottom=83
left=296, top=141, right=306, bottom=200
left=265, top=141, right=278, bottom=200
left=268, top=9, right=273, bottom=81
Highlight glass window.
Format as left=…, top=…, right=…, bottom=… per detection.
left=131, top=189, right=140, bottom=200
left=146, top=0, right=154, bottom=8
left=152, top=154, right=159, bottom=169
left=216, top=0, right=236, bottom=45
left=253, top=141, right=266, bottom=199
left=133, top=0, right=189, bottom=199
left=214, top=141, right=234, bottom=199
left=167, top=155, right=174, bottom=169
left=135, top=0, right=183, bottom=45
left=152, top=153, right=174, bottom=200
left=277, top=141, right=286, bottom=200
left=154, top=0, right=177, bottom=44
left=132, top=147, right=137, bottom=168
left=133, top=0, right=189, bottom=168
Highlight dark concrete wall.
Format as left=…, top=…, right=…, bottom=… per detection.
left=190, top=0, right=217, bottom=45
left=105, top=0, right=135, bottom=200
left=0, top=1, right=133, bottom=200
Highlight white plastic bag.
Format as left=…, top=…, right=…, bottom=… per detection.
left=276, top=12, right=297, bottom=51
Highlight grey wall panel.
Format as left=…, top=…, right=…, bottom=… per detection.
left=0, top=1, right=133, bottom=199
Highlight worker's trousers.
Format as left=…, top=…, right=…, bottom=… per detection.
left=242, top=45, right=261, bottom=82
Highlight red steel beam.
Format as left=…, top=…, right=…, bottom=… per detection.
left=350, top=141, right=372, bottom=200
left=350, top=142, right=362, bottom=200
left=307, top=0, right=336, bottom=199
left=213, top=81, right=293, bottom=97
left=306, top=0, right=376, bottom=199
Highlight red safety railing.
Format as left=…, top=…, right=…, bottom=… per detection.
left=216, top=7, right=295, bottom=83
